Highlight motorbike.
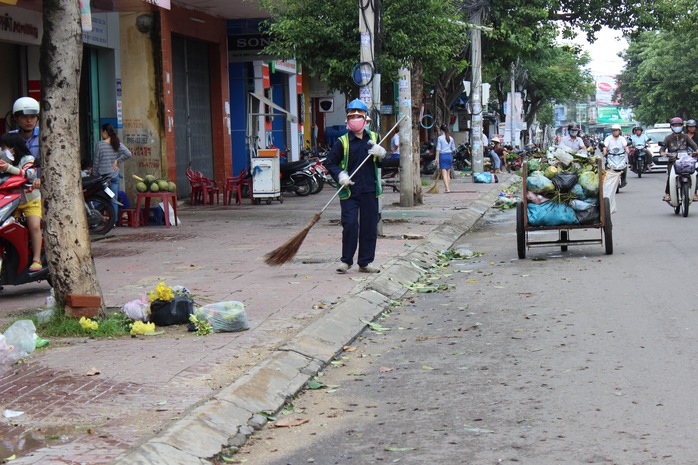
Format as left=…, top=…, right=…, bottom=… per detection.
left=419, top=142, right=436, bottom=175
left=0, top=173, right=50, bottom=289
left=666, top=150, right=697, bottom=217
left=380, top=155, right=400, bottom=192
left=82, top=173, right=117, bottom=235
left=629, top=144, right=649, bottom=178
left=279, top=160, right=313, bottom=196
left=453, top=143, right=471, bottom=171
left=606, top=147, right=628, bottom=193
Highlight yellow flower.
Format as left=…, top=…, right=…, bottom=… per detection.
left=79, top=317, right=99, bottom=331
left=130, top=321, right=156, bottom=335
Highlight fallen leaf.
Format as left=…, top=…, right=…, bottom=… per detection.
left=464, top=425, right=495, bottom=433
left=343, top=346, right=357, bottom=352
left=421, top=365, right=435, bottom=370
left=467, top=279, right=478, bottom=283
left=379, top=366, right=394, bottom=373
left=306, top=380, right=326, bottom=390
left=85, top=367, right=100, bottom=376
left=416, top=335, right=462, bottom=341
left=274, top=417, right=310, bottom=427
left=385, top=446, right=418, bottom=452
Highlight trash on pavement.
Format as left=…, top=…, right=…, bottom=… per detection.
left=3, top=320, right=37, bottom=356
left=121, top=291, right=150, bottom=322
left=192, top=301, right=250, bottom=333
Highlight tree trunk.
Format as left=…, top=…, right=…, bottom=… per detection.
left=40, top=0, right=106, bottom=316
left=411, top=62, right=424, bottom=205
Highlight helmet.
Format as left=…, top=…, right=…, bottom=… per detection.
left=670, top=117, right=683, bottom=125
left=611, top=124, right=622, bottom=131
left=13, top=97, right=39, bottom=116
left=346, top=98, right=368, bottom=115
left=670, top=117, right=684, bottom=133
left=687, top=119, right=697, bottom=127
left=567, top=123, right=580, bottom=136
left=633, top=125, right=643, bottom=132
left=491, top=137, right=501, bottom=144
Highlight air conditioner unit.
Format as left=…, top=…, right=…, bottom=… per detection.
left=318, top=98, right=334, bottom=113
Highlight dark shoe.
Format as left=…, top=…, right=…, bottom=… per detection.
left=359, top=264, right=380, bottom=273
left=620, top=180, right=627, bottom=188
left=336, top=262, right=351, bottom=274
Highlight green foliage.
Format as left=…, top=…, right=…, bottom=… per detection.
left=260, top=0, right=464, bottom=95
left=33, top=311, right=131, bottom=338
left=615, top=29, right=698, bottom=124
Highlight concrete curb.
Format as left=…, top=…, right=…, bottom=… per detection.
left=112, top=176, right=518, bottom=464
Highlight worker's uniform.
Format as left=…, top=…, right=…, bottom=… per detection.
left=325, top=129, right=382, bottom=268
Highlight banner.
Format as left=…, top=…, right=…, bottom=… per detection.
left=597, top=106, right=634, bottom=125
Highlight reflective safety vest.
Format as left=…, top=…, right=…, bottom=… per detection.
left=337, top=131, right=382, bottom=199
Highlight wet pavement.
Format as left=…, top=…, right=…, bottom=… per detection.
left=0, top=172, right=516, bottom=464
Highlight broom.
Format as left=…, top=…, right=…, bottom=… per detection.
left=265, top=115, right=407, bottom=266
left=427, top=167, right=440, bottom=194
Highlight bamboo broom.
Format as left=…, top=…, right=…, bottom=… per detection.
left=426, top=168, right=440, bottom=194
left=264, top=115, right=407, bottom=266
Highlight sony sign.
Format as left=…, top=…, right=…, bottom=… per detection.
left=231, top=34, right=271, bottom=52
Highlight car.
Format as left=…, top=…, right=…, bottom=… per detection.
left=645, top=125, right=672, bottom=172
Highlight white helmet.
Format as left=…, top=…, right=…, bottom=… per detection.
left=611, top=124, right=622, bottom=131
left=13, top=97, right=40, bottom=116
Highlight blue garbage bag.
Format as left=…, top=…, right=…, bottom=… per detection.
left=527, top=201, right=579, bottom=226
left=474, top=172, right=493, bottom=183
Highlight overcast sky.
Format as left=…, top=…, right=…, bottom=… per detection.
left=564, top=27, right=629, bottom=78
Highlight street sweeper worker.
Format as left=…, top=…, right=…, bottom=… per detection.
left=325, top=98, right=386, bottom=274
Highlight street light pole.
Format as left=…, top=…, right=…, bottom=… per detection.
left=470, top=7, right=484, bottom=173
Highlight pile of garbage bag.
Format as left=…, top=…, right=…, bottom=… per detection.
left=525, top=146, right=601, bottom=226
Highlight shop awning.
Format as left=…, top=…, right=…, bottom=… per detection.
left=249, top=92, right=297, bottom=124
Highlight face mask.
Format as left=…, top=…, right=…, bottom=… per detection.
left=347, top=117, right=366, bottom=134
left=671, top=125, right=683, bottom=134
left=3, top=149, right=14, bottom=161
left=569, top=130, right=578, bottom=137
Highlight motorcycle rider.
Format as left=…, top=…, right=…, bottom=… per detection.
left=660, top=117, right=698, bottom=201
left=686, top=119, right=698, bottom=145
left=603, top=124, right=629, bottom=188
left=629, top=125, right=651, bottom=172
left=325, top=99, right=385, bottom=274
left=10, top=97, right=40, bottom=189
left=559, top=123, right=586, bottom=152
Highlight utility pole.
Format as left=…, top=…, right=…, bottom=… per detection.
left=470, top=7, right=484, bottom=173
left=509, top=61, right=516, bottom=148
left=398, top=67, right=413, bottom=207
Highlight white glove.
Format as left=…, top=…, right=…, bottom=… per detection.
left=369, top=143, right=387, bottom=159
left=338, top=170, right=354, bottom=187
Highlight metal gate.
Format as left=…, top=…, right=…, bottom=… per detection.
left=172, top=35, right=214, bottom=199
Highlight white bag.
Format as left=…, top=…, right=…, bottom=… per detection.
left=603, top=170, right=621, bottom=213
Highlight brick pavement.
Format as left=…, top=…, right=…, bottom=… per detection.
left=0, top=173, right=514, bottom=464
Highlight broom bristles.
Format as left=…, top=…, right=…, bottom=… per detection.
left=264, top=213, right=322, bottom=266
left=427, top=170, right=440, bottom=194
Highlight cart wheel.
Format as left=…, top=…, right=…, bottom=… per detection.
left=603, top=197, right=613, bottom=255
left=560, top=230, right=568, bottom=252
left=266, top=199, right=272, bottom=205
left=254, top=199, right=261, bottom=205
left=516, top=202, right=526, bottom=259
left=279, top=196, right=284, bottom=204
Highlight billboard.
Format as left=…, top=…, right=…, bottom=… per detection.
left=597, top=106, right=634, bottom=125
left=596, top=75, right=618, bottom=106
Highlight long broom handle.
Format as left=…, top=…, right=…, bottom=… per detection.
left=319, top=114, right=408, bottom=214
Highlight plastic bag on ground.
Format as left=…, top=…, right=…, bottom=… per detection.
left=0, top=334, right=21, bottom=370
left=151, top=296, right=194, bottom=326
left=3, top=320, right=37, bottom=356
left=193, top=301, right=250, bottom=333
left=603, top=170, right=621, bottom=213
left=474, top=172, right=493, bottom=183
left=122, top=292, right=151, bottom=322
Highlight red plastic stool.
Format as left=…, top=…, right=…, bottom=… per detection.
left=118, top=208, right=140, bottom=228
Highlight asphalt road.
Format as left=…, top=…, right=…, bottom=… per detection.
left=232, top=171, right=698, bottom=465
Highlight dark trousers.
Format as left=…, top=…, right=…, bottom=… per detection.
left=340, top=192, right=379, bottom=267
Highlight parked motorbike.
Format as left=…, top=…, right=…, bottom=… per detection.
left=380, top=155, right=400, bottom=192
left=420, top=142, right=436, bottom=175
left=279, top=160, right=313, bottom=196
left=0, top=173, right=50, bottom=289
left=82, top=173, right=117, bottom=235
left=629, top=144, right=649, bottom=177
left=453, top=143, right=471, bottom=171
left=667, top=150, right=697, bottom=217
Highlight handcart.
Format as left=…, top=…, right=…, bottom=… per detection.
left=516, top=158, right=612, bottom=259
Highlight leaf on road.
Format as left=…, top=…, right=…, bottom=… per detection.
left=360, top=319, right=391, bottom=332
left=343, top=346, right=357, bottom=352
left=274, top=417, right=310, bottom=427
left=421, top=365, right=435, bottom=370
left=379, top=366, right=394, bottom=373
left=385, top=446, right=418, bottom=452
left=350, top=277, right=367, bottom=282
left=464, top=424, right=495, bottom=433
left=454, top=269, right=474, bottom=273
left=306, top=380, right=326, bottom=390
left=416, top=335, right=462, bottom=342
left=467, top=279, right=478, bottom=283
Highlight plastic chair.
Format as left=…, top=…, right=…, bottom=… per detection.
left=196, top=171, right=220, bottom=205
left=224, top=169, right=254, bottom=205
left=186, top=168, right=205, bottom=205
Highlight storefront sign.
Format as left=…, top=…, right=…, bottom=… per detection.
left=82, top=14, right=108, bottom=46
left=271, top=59, right=296, bottom=74
left=0, top=7, right=41, bottom=45
left=597, top=106, right=634, bottom=125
